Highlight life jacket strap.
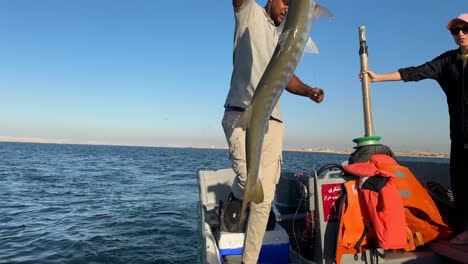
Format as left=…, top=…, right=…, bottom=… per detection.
left=415, top=232, right=424, bottom=246
left=354, top=226, right=368, bottom=251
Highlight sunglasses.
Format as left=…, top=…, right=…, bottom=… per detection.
left=450, top=26, right=468, bottom=36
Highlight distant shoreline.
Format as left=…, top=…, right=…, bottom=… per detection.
left=0, top=140, right=449, bottom=159
left=284, top=148, right=449, bottom=159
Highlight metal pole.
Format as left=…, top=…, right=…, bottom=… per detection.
left=358, top=26, right=374, bottom=137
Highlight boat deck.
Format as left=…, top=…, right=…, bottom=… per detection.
left=199, top=161, right=464, bottom=264
left=428, top=239, right=468, bottom=263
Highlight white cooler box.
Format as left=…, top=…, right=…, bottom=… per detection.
left=217, top=224, right=290, bottom=264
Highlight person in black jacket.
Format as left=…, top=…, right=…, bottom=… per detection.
left=363, top=13, right=468, bottom=245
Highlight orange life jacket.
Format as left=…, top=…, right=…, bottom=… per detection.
left=369, top=154, right=452, bottom=249
left=343, top=155, right=408, bottom=250
left=335, top=179, right=372, bottom=264
left=335, top=154, right=452, bottom=263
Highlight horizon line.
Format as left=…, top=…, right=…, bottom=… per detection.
left=0, top=138, right=449, bottom=158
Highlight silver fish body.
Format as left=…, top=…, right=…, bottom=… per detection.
left=237, top=0, right=331, bottom=230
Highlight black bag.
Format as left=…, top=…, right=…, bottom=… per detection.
left=221, top=192, right=276, bottom=233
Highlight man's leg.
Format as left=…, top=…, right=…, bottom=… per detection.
left=242, top=120, right=284, bottom=264
left=222, top=111, right=248, bottom=200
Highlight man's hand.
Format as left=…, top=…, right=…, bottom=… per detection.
left=308, top=87, right=324, bottom=103
left=285, top=75, right=325, bottom=103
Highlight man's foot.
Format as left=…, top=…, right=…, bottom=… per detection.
left=449, top=231, right=468, bottom=245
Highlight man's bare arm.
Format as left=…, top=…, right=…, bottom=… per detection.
left=286, top=75, right=324, bottom=103
left=233, top=0, right=249, bottom=9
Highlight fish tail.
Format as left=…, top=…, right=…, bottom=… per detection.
left=238, top=180, right=264, bottom=231
left=250, top=180, right=264, bottom=204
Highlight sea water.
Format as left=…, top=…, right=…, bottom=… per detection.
left=0, top=142, right=448, bottom=264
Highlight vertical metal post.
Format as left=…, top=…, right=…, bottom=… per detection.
left=353, top=26, right=381, bottom=147
left=358, top=26, right=374, bottom=137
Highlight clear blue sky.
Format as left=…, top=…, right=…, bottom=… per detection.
left=0, top=0, right=466, bottom=152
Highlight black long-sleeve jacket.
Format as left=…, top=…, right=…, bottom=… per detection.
left=398, top=48, right=468, bottom=144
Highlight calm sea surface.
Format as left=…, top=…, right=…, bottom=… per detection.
left=0, top=142, right=449, bottom=264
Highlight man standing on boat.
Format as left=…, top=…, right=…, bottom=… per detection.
left=221, top=0, right=325, bottom=262
left=363, top=13, right=468, bottom=245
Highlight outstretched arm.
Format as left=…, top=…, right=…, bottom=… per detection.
left=233, top=0, right=249, bottom=9
left=286, top=74, right=324, bottom=103
left=362, top=70, right=402, bottom=82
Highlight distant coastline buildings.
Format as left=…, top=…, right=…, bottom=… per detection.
left=0, top=138, right=449, bottom=158
left=285, top=147, right=449, bottom=158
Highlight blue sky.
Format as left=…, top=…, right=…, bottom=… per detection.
left=0, top=0, right=466, bottom=152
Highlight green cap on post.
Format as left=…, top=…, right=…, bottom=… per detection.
left=353, top=136, right=382, bottom=148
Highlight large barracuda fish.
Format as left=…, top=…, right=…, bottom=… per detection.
left=237, top=0, right=332, bottom=230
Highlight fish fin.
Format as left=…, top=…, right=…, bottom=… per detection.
left=304, top=4, right=333, bottom=55
left=304, top=37, right=319, bottom=54
left=313, top=4, right=334, bottom=20
left=250, top=181, right=264, bottom=204
left=233, top=106, right=252, bottom=130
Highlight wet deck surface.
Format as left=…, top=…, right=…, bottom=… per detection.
left=428, top=239, right=468, bottom=264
